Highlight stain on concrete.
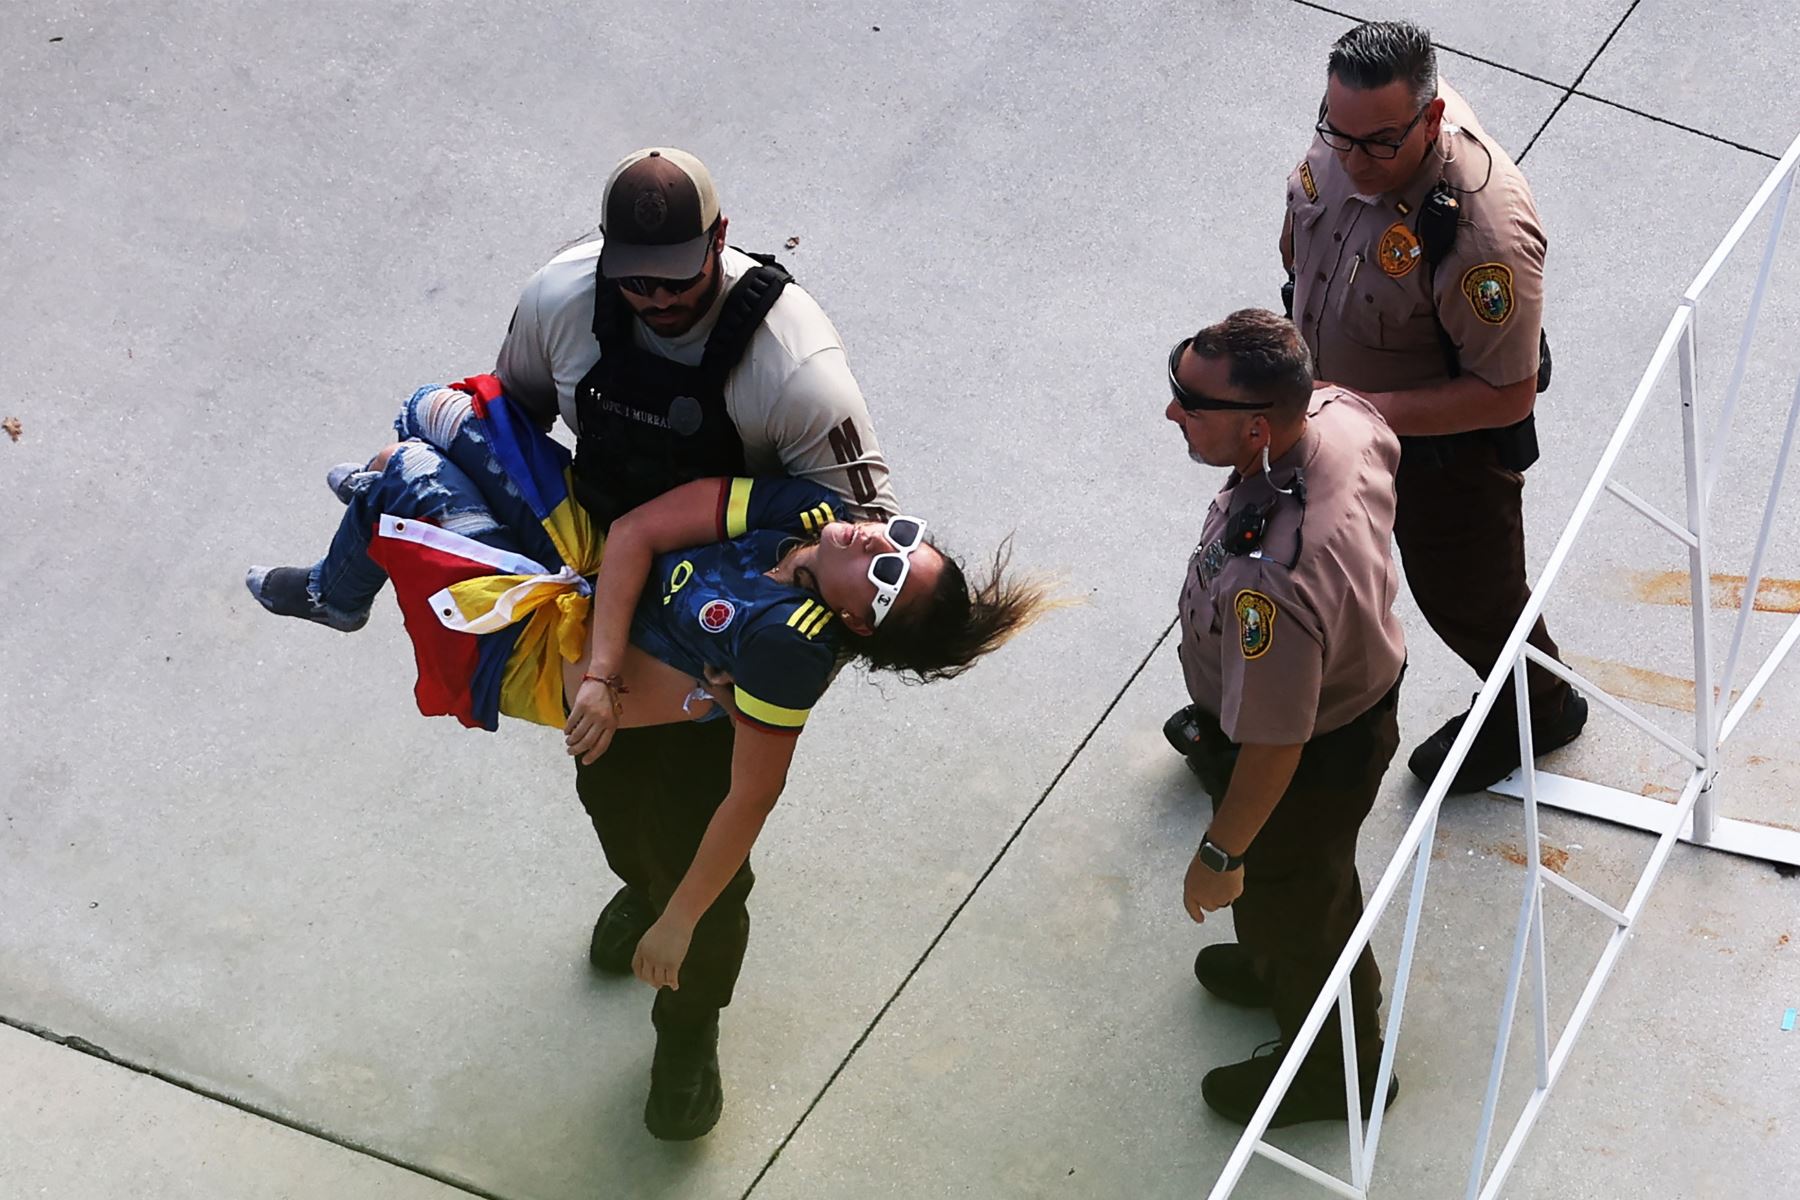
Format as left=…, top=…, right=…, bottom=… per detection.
left=1627, top=570, right=1800, bottom=613
left=1487, top=841, right=1569, bottom=874
left=1565, top=654, right=1763, bottom=717
left=1567, top=654, right=1704, bottom=712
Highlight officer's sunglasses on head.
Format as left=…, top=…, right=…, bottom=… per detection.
left=616, top=222, right=721, bottom=297
left=1167, top=339, right=1275, bottom=413
left=867, top=515, right=928, bottom=628
left=1314, top=100, right=1431, bottom=160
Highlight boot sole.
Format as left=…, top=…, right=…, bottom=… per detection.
left=644, top=1095, right=723, bottom=1141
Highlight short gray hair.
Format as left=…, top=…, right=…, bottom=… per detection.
left=1327, top=20, right=1438, bottom=107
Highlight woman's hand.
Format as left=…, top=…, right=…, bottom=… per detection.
left=564, top=676, right=623, bottom=764
left=632, top=914, right=694, bottom=991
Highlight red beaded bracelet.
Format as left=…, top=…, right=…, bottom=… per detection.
left=580, top=672, right=629, bottom=694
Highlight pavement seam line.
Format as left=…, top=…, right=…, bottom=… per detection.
left=1283, top=0, right=1776, bottom=161
left=1520, top=0, right=1643, bottom=163
left=1561, top=91, right=1779, bottom=160
left=739, top=618, right=1180, bottom=1198
left=0, top=1014, right=511, bottom=1200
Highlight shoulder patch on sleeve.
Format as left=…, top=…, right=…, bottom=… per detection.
left=1460, top=262, right=1515, bottom=325
left=1299, top=161, right=1318, bottom=202
left=1235, top=589, right=1277, bottom=660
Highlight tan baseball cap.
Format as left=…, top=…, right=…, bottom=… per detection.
left=599, top=147, right=721, bottom=279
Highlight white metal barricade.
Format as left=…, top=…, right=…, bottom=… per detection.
left=1207, top=130, right=1800, bottom=1200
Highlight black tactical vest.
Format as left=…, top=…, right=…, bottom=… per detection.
left=571, top=252, right=793, bottom=529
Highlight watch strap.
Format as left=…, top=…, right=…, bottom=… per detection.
left=1199, top=834, right=1245, bottom=872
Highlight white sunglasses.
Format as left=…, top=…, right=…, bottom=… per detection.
left=867, top=515, right=928, bottom=628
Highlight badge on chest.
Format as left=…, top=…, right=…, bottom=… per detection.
left=1194, top=537, right=1229, bottom=587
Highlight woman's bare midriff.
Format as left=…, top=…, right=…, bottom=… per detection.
left=560, top=643, right=717, bottom=729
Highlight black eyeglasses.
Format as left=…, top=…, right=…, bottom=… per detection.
left=1315, top=102, right=1431, bottom=160
left=1167, top=339, right=1273, bottom=413
left=615, top=224, right=720, bottom=297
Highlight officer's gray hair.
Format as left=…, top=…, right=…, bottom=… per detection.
left=1189, top=309, right=1313, bottom=423
left=1327, top=20, right=1438, bottom=107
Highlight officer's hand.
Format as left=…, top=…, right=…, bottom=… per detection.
left=701, top=666, right=739, bottom=719
left=632, top=915, right=693, bottom=992
left=564, top=676, right=622, bottom=765
left=1183, top=853, right=1246, bottom=925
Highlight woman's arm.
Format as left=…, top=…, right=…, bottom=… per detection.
left=564, top=477, right=729, bottom=761
left=632, top=726, right=797, bottom=990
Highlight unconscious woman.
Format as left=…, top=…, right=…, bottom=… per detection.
left=245, top=377, right=1052, bottom=995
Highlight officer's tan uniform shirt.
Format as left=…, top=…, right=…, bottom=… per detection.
left=1286, top=82, right=1545, bottom=394
left=1177, top=390, right=1406, bottom=745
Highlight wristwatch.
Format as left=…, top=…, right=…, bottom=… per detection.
left=1197, top=833, right=1245, bottom=873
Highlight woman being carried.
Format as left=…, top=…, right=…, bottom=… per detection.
left=247, top=378, right=1051, bottom=996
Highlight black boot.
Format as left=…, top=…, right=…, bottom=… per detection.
left=1193, top=943, right=1274, bottom=1008
left=1201, top=1040, right=1398, bottom=1128
left=644, top=1012, right=723, bottom=1141
left=1407, top=690, right=1589, bottom=794
left=589, top=885, right=655, bottom=975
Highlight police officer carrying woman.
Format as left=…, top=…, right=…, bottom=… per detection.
left=494, top=148, right=899, bottom=1140
left=1163, top=309, right=1405, bottom=1126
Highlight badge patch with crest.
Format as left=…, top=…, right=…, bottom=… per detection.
left=1460, top=262, right=1515, bottom=325
left=699, top=598, right=736, bottom=633
left=1378, top=222, right=1422, bottom=277
left=1234, top=590, right=1277, bottom=660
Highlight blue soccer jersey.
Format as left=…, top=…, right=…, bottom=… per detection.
left=629, top=478, right=849, bottom=735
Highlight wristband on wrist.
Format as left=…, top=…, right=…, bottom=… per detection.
left=580, top=672, right=629, bottom=694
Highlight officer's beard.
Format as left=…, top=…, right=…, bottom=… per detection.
left=639, top=267, right=727, bottom=338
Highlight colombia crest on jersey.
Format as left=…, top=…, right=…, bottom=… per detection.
left=629, top=477, right=848, bottom=735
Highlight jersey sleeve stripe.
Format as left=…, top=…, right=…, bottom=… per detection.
left=786, top=600, right=818, bottom=629
left=723, top=478, right=754, bottom=540
left=734, top=688, right=810, bottom=730
left=802, top=608, right=834, bottom=638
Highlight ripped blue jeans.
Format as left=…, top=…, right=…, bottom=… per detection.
left=308, top=385, right=562, bottom=624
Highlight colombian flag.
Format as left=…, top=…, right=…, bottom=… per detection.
left=364, top=375, right=603, bottom=731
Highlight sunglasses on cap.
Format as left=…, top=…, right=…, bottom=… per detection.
left=866, top=515, right=927, bottom=629
left=1167, top=339, right=1275, bottom=413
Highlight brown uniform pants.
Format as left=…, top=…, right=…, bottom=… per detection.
left=1394, top=438, right=1567, bottom=707
left=1192, top=676, right=1401, bottom=1083
left=575, top=719, right=753, bottom=1033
